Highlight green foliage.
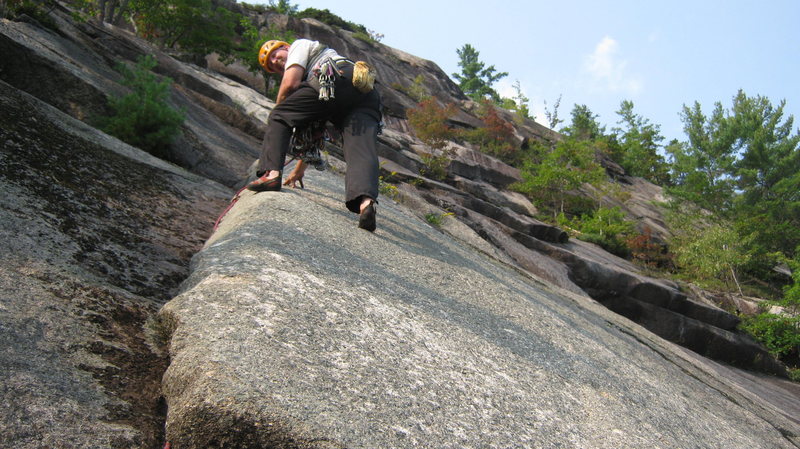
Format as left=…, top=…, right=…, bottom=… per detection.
left=419, top=152, right=451, bottom=181
left=511, top=137, right=606, bottom=217
left=352, top=31, right=373, bottom=44
left=406, top=99, right=458, bottom=181
left=562, top=104, right=605, bottom=141
left=368, top=29, right=384, bottom=43
left=499, top=80, right=531, bottom=121
left=239, top=2, right=267, bottom=13
left=740, top=251, right=800, bottom=367
left=784, top=252, right=800, bottom=314
left=379, top=177, right=399, bottom=199
left=218, top=16, right=262, bottom=71
left=219, top=18, right=294, bottom=97
left=452, top=44, right=508, bottom=102
left=100, top=55, right=185, bottom=158
left=665, top=204, right=752, bottom=290
left=666, top=90, right=800, bottom=283
left=511, top=79, right=531, bottom=120
left=94, top=0, right=128, bottom=24
left=200, top=10, right=295, bottom=98
left=543, top=94, right=564, bottom=131
left=66, top=0, right=96, bottom=22
left=296, top=7, right=368, bottom=34
left=425, top=212, right=454, bottom=227
left=392, top=75, right=429, bottom=103
left=352, top=29, right=383, bottom=46
left=729, top=93, right=800, bottom=262
left=4, top=0, right=58, bottom=28
left=498, top=97, right=517, bottom=113
left=666, top=99, right=740, bottom=214
left=563, top=207, right=635, bottom=257
left=378, top=165, right=400, bottom=199
left=577, top=206, right=635, bottom=241
left=613, top=100, right=671, bottom=185
left=741, top=313, right=799, bottom=364
left=130, top=0, right=239, bottom=57
left=266, top=0, right=298, bottom=15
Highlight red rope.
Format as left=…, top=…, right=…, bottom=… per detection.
left=212, top=152, right=313, bottom=232
left=212, top=185, right=249, bottom=231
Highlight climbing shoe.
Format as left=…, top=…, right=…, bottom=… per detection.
left=246, top=174, right=282, bottom=192
left=358, top=202, right=376, bottom=232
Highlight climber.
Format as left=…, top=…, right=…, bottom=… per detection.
left=247, top=38, right=381, bottom=232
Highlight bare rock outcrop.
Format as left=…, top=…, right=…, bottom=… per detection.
left=0, top=78, right=231, bottom=446
left=1, top=4, right=798, bottom=448
left=210, top=10, right=779, bottom=375
left=0, top=12, right=260, bottom=188
left=160, top=168, right=800, bottom=448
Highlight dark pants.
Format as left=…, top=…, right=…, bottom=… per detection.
left=258, top=65, right=382, bottom=214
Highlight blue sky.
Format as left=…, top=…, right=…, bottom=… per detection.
left=262, top=0, right=799, bottom=143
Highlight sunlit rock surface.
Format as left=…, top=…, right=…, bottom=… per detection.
left=160, top=169, right=799, bottom=448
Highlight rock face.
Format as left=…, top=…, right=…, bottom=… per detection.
left=0, top=78, right=230, bottom=446
left=159, top=170, right=800, bottom=448
left=0, top=10, right=262, bottom=188
left=1, top=4, right=799, bottom=448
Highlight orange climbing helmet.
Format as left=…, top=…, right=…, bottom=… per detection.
left=258, top=40, right=289, bottom=73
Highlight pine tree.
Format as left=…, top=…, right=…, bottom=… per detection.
left=613, top=100, right=671, bottom=185
left=452, top=44, right=507, bottom=102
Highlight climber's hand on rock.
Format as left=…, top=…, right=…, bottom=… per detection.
left=284, top=161, right=307, bottom=189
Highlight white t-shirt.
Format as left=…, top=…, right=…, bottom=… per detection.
left=286, top=39, right=340, bottom=76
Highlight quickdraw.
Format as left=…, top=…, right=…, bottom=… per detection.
left=316, top=58, right=340, bottom=101
left=288, top=121, right=329, bottom=171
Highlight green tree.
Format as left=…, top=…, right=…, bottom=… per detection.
left=129, top=0, right=239, bottom=57
left=512, top=80, right=531, bottom=119
left=613, top=100, right=671, bottom=185
left=296, top=7, right=368, bottom=34
left=100, top=55, right=185, bottom=158
left=218, top=19, right=294, bottom=97
left=729, top=91, right=800, bottom=261
left=452, top=44, right=508, bottom=102
left=512, top=137, right=606, bottom=217
left=566, top=206, right=635, bottom=257
left=666, top=100, right=739, bottom=214
left=544, top=94, right=563, bottom=131
left=668, top=215, right=752, bottom=291
left=96, top=0, right=130, bottom=24
left=562, top=104, right=605, bottom=141
left=499, top=79, right=531, bottom=120
left=667, top=91, right=800, bottom=279
left=740, top=249, right=800, bottom=368
left=3, top=0, right=58, bottom=27
left=267, top=0, right=297, bottom=15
